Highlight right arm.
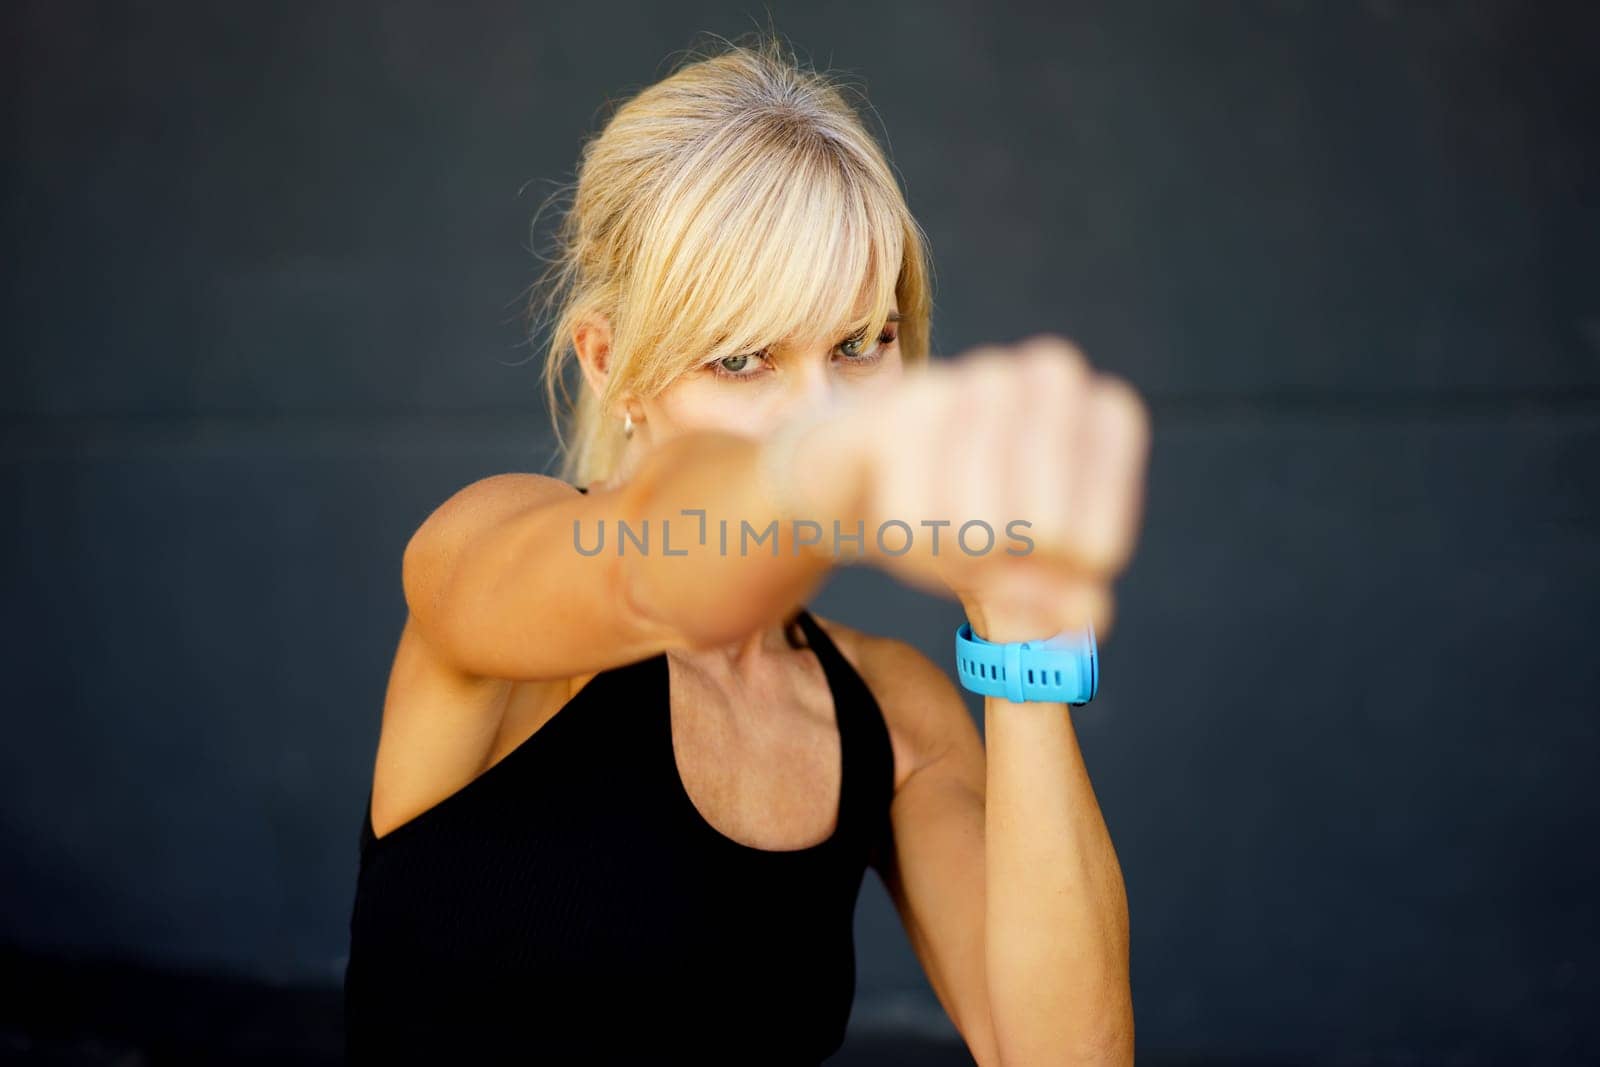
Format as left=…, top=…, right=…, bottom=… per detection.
left=375, top=339, right=1137, bottom=839
left=368, top=423, right=864, bottom=837
left=403, top=424, right=866, bottom=684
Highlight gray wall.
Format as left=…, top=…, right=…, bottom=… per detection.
left=4, top=1, right=1597, bottom=1062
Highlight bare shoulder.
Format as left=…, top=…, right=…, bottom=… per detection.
left=805, top=612, right=984, bottom=796
left=415, top=472, right=578, bottom=537
left=374, top=472, right=582, bottom=839
left=404, top=473, right=578, bottom=614
left=407, top=471, right=577, bottom=568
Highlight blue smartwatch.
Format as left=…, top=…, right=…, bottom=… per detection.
left=954, top=621, right=1099, bottom=705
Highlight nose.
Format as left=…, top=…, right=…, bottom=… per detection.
left=792, top=353, right=836, bottom=410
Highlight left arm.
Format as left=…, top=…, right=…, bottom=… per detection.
left=856, top=338, right=1149, bottom=1063
left=966, top=603, right=1133, bottom=1064
left=860, top=630, right=1132, bottom=1066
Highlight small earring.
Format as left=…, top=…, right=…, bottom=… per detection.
left=623, top=410, right=634, bottom=439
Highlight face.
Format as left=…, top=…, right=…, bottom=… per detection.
left=580, top=301, right=905, bottom=457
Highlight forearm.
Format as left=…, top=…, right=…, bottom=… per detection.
left=972, top=606, right=1134, bottom=1064
left=619, top=423, right=861, bottom=649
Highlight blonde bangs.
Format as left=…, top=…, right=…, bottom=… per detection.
left=622, top=132, right=909, bottom=395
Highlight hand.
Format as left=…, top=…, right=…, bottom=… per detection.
left=784, top=336, right=1152, bottom=641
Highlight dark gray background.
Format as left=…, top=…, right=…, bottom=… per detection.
left=4, top=1, right=1598, bottom=1063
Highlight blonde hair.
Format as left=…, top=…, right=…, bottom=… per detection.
left=527, top=31, right=935, bottom=486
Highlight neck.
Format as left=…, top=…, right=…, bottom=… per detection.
left=666, top=603, right=808, bottom=687
left=611, top=434, right=647, bottom=486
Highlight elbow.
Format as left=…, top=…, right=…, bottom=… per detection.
left=1079, top=1037, right=1135, bottom=1067
left=1072, top=1027, right=1135, bottom=1067
left=990, top=989, right=1135, bottom=1067
left=994, top=1034, right=1132, bottom=1067
left=1058, top=1005, right=1136, bottom=1067
left=615, top=549, right=735, bottom=652
left=609, top=471, right=806, bottom=653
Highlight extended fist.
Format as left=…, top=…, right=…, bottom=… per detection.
left=788, top=336, right=1152, bottom=641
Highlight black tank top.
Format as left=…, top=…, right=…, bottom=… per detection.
left=343, top=491, right=896, bottom=1064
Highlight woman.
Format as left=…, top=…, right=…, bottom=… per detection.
left=344, top=33, right=1149, bottom=1066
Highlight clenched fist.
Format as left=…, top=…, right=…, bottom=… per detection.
left=766, top=336, right=1152, bottom=642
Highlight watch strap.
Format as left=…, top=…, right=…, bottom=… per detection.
left=954, top=621, right=1098, bottom=705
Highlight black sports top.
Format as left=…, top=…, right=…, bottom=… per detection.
left=343, top=490, right=897, bottom=1064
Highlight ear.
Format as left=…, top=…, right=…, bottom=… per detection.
left=573, top=312, right=617, bottom=406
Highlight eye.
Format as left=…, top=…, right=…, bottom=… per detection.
left=708, top=349, right=772, bottom=381
left=838, top=328, right=898, bottom=361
